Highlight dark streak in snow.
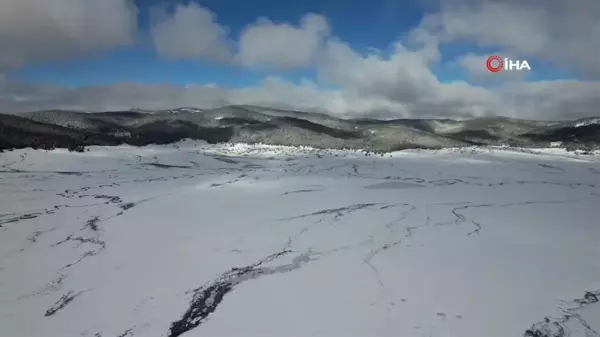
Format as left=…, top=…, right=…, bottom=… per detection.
left=168, top=249, right=315, bottom=337
left=538, top=163, right=564, bottom=172
left=211, top=156, right=239, bottom=164
left=44, top=290, right=85, bottom=317
left=18, top=273, right=67, bottom=299
left=488, top=180, right=596, bottom=189
left=120, top=203, right=136, bottom=210
left=145, top=163, right=191, bottom=169
left=51, top=234, right=106, bottom=268
left=93, top=195, right=123, bottom=204
left=0, top=211, right=46, bottom=227
left=84, top=216, right=100, bottom=231
left=450, top=197, right=595, bottom=236
left=282, top=188, right=324, bottom=195
left=116, top=328, right=134, bottom=337
left=54, top=171, right=85, bottom=176
left=28, top=227, right=56, bottom=243
left=279, top=203, right=381, bottom=222
left=243, top=164, right=264, bottom=169
left=209, top=177, right=244, bottom=188
left=51, top=235, right=74, bottom=247
left=71, top=236, right=106, bottom=249
left=63, top=251, right=98, bottom=269
left=524, top=290, right=599, bottom=337
left=451, top=204, right=489, bottom=236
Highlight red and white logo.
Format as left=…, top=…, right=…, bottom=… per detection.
left=486, top=55, right=531, bottom=73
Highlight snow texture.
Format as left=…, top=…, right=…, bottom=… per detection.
left=1, top=142, right=599, bottom=337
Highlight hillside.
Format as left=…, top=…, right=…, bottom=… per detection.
left=1, top=105, right=598, bottom=152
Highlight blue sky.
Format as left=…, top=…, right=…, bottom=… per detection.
left=2, top=0, right=598, bottom=119
left=10, top=0, right=574, bottom=88
left=13, top=0, right=423, bottom=87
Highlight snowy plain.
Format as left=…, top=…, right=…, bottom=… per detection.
left=0, top=142, right=599, bottom=337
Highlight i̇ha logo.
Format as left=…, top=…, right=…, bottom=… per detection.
left=486, top=55, right=531, bottom=73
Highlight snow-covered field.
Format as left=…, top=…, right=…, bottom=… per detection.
left=1, top=142, right=599, bottom=337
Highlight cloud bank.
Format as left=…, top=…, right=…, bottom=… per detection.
left=0, top=0, right=138, bottom=70
left=236, top=13, right=330, bottom=69
left=150, top=3, right=232, bottom=62
left=1, top=0, right=599, bottom=120
left=432, top=0, right=600, bottom=78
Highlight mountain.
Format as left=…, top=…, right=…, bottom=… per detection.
left=1, top=105, right=599, bottom=152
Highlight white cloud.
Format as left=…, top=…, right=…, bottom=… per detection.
left=2, top=72, right=599, bottom=120
left=319, top=39, right=440, bottom=102
left=0, top=0, right=138, bottom=70
left=150, top=3, right=232, bottom=62
left=315, top=35, right=506, bottom=118
left=1, top=0, right=598, bottom=121
left=236, top=13, right=330, bottom=69
left=428, top=0, right=600, bottom=78
left=499, top=80, right=600, bottom=120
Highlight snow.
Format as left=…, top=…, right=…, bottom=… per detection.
left=429, top=120, right=465, bottom=133
left=574, top=118, right=600, bottom=128
left=1, top=143, right=599, bottom=337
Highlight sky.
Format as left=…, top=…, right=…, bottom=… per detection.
left=1, top=0, right=599, bottom=120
